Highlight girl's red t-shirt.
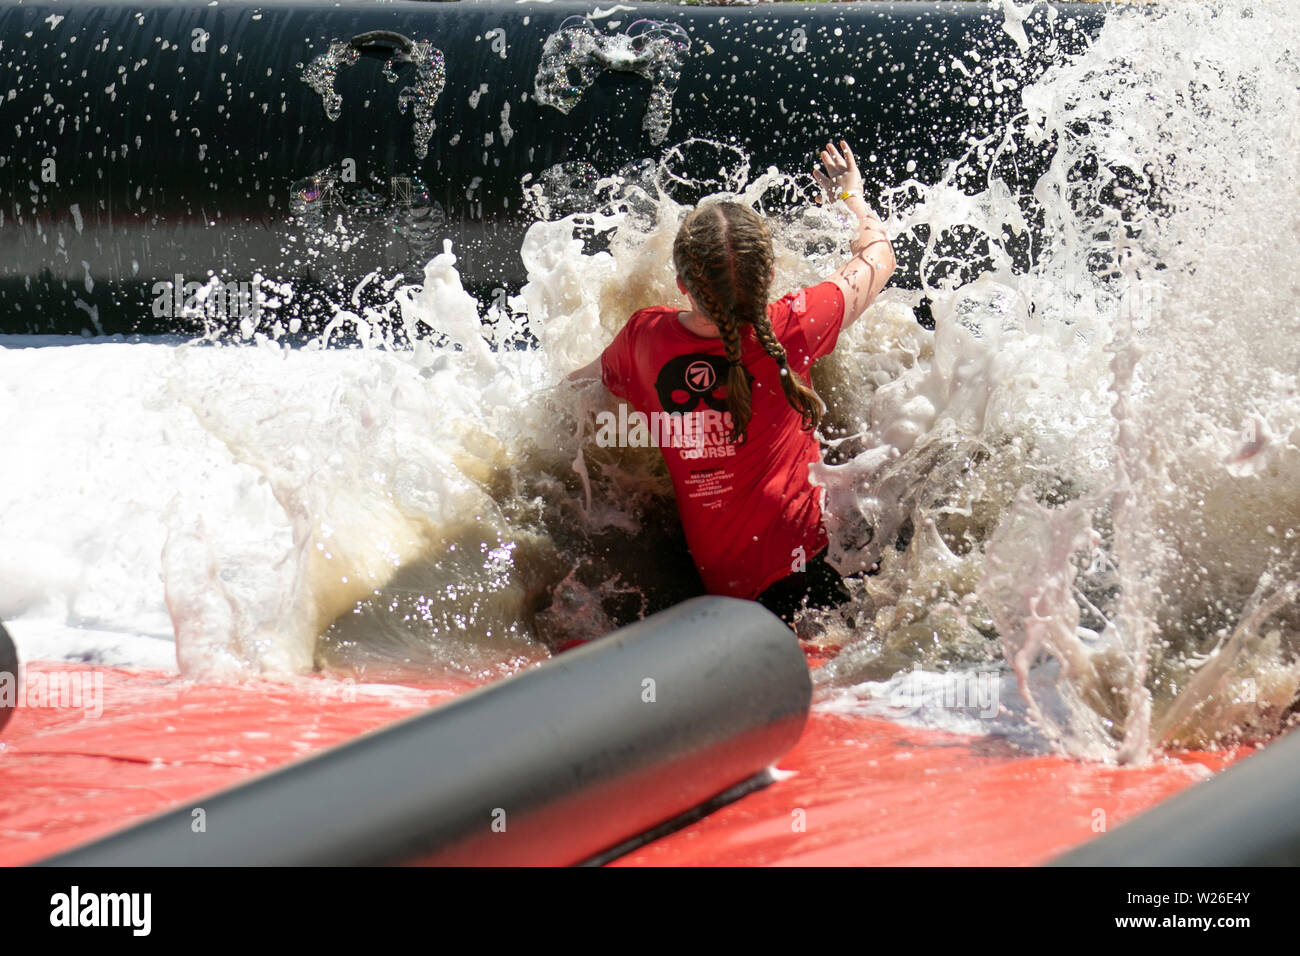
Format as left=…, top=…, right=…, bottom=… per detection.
left=599, top=281, right=846, bottom=599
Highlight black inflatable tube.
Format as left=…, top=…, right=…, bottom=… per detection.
left=1052, top=729, right=1300, bottom=866
left=0, top=621, right=16, bottom=737
left=0, top=0, right=1107, bottom=335
left=39, top=596, right=810, bottom=866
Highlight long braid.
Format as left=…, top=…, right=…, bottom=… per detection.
left=672, top=201, right=824, bottom=441
left=752, top=310, right=824, bottom=432
left=674, top=208, right=750, bottom=440
left=727, top=210, right=823, bottom=434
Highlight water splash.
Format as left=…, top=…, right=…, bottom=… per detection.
left=302, top=38, right=446, bottom=159
left=396, top=40, right=447, bottom=161
left=533, top=16, right=691, bottom=145
left=6, top=0, right=1300, bottom=763
left=139, top=21, right=1300, bottom=749
left=301, top=42, right=359, bottom=121
left=813, top=0, right=1300, bottom=760
left=283, top=164, right=446, bottom=298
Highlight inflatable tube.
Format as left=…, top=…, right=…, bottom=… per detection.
left=39, top=596, right=810, bottom=866
left=1052, top=730, right=1300, bottom=866
left=0, top=621, right=16, bottom=737
left=0, top=0, right=1107, bottom=335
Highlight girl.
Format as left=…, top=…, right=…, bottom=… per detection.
left=571, top=141, right=896, bottom=624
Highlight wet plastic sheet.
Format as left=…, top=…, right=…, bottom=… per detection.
left=614, top=712, right=1244, bottom=867
left=0, top=663, right=466, bottom=866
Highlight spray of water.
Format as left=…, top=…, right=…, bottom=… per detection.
left=4, top=0, right=1298, bottom=762
left=533, top=17, right=692, bottom=145
left=302, top=37, right=446, bottom=160
left=814, top=0, right=1300, bottom=760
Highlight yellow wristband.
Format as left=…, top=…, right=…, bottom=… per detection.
left=837, top=189, right=861, bottom=201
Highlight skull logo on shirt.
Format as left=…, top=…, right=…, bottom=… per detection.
left=653, top=353, right=749, bottom=413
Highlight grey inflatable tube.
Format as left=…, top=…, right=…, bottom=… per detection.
left=1053, top=729, right=1300, bottom=866
left=39, top=596, right=810, bottom=866
left=0, top=621, right=16, bottom=737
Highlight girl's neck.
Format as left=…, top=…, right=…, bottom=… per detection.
left=676, top=309, right=722, bottom=339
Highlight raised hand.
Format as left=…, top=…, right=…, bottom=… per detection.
left=809, top=140, right=896, bottom=329
left=812, top=140, right=865, bottom=201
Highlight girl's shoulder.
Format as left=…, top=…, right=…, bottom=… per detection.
left=771, top=281, right=841, bottom=313
left=766, top=286, right=815, bottom=336
left=770, top=282, right=844, bottom=329
left=628, top=304, right=678, bottom=322
left=768, top=282, right=846, bottom=368
left=622, top=304, right=680, bottom=336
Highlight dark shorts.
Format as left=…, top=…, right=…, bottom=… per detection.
left=755, top=548, right=850, bottom=626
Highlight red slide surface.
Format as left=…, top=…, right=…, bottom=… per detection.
left=0, top=660, right=1246, bottom=867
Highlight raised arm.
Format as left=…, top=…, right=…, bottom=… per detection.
left=811, top=140, right=897, bottom=328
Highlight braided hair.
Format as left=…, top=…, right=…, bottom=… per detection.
left=671, top=201, right=823, bottom=442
